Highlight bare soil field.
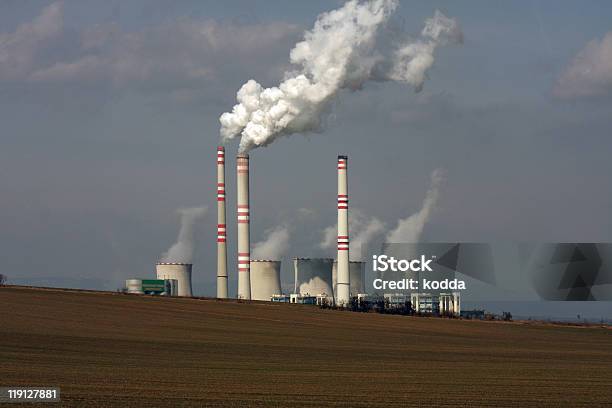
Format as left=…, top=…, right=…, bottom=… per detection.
left=1, top=286, right=611, bottom=407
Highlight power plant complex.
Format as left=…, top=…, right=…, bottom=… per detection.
left=125, top=147, right=460, bottom=316
left=218, top=151, right=356, bottom=306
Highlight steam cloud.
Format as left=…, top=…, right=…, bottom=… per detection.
left=220, top=0, right=462, bottom=152
left=386, top=168, right=445, bottom=242
left=321, top=208, right=386, bottom=258
left=161, top=207, right=207, bottom=263
left=321, top=169, right=445, bottom=254
left=554, top=32, right=612, bottom=99
left=252, top=225, right=290, bottom=260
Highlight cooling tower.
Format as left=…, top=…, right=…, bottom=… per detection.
left=236, top=154, right=251, bottom=299
left=156, top=263, right=193, bottom=297
left=332, top=261, right=365, bottom=299
left=250, top=260, right=282, bottom=301
left=336, top=155, right=350, bottom=306
left=216, top=146, right=228, bottom=299
left=165, top=279, right=179, bottom=296
left=293, top=258, right=334, bottom=299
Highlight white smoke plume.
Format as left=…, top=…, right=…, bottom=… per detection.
left=252, top=225, right=290, bottom=260
left=220, top=1, right=462, bottom=152
left=161, top=206, right=207, bottom=263
left=386, top=169, right=445, bottom=242
left=321, top=208, right=386, bottom=258
left=387, top=10, right=462, bottom=91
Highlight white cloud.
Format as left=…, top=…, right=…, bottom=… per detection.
left=0, top=1, right=299, bottom=92
left=554, top=32, right=612, bottom=99
left=0, top=2, right=63, bottom=81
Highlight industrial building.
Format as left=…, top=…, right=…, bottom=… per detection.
left=289, top=293, right=317, bottom=304
left=125, top=279, right=177, bottom=296
left=411, top=292, right=461, bottom=316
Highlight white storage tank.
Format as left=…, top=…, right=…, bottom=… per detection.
left=250, top=260, right=282, bottom=301
left=156, top=263, right=193, bottom=297
left=293, top=258, right=334, bottom=300
left=125, top=279, right=143, bottom=294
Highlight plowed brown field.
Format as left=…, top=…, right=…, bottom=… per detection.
left=1, top=286, right=610, bottom=407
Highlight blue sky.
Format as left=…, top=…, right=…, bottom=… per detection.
left=1, top=1, right=612, bottom=317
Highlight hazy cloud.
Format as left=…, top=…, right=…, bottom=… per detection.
left=0, top=1, right=299, bottom=93
left=0, top=2, right=63, bottom=81
left=555, top=32, right=612, bottom=99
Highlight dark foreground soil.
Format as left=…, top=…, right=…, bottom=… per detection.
left=1, top=286, right=611, bottom=407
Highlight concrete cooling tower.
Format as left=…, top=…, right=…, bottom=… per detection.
left=332, top=261, right=365, bottom=299
left=293, top=258, right=334, bottom=299
left=250, top=260, right=282, bottom=301
left=156, top=262, right=193, bottom=297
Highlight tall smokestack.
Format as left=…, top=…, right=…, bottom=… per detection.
left=216, top=146, right=228, bottom=298
left=336, top=155, right=350, bottom=306
left=237, top=154, right=251, bottom=299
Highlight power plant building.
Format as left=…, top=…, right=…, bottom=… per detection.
left=125, top=279, right=178, bottom=296
left=411, top=292, right=461, bottom=316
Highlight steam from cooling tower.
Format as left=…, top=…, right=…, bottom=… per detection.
left=161, top=206, right=207, bottom=263
left=252, top=225, right=290, bottom=260
left=219, top=1, right=462, bottom=152
left=321, top=209, right=385, bottom=258
left=386, top=168, right=445, bottom=242
left=321, top=169, right=445, bottom=251
left=387, top=10, right=463, bottom=91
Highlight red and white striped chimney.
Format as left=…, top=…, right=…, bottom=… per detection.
left=216, top=146, right=228, bottom=298
left=236, top=154, right=251, bottom=299
left=336, top=155, right=350, bottom=306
